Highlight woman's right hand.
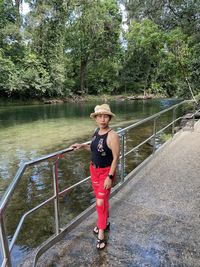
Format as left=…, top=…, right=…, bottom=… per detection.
left=70, top=143, right=82, bottom=150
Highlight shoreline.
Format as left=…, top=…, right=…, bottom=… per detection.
left=0, top=94, right=167, bottom=106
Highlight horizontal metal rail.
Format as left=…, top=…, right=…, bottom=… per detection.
left=0, top=148, right=74, bottom=214
left=58, top=176, right=90, bottom=197
left=8, top=175, right=92, bottom=252
left=8, top=195, right=56, bottom=252
left=117, top=100, right=191, bottom=134
left=0, top=99, right=198, bottom=267
left=124, top=116, right=184, bottom=157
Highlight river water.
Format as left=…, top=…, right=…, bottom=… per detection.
left=0, top=99, right=181, bottom=266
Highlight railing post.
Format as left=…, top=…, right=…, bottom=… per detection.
left=0, top=215, right=12, bottom=267
left=153, top=118, right=158, bottom=153
left=172, top=107, right=177, bottom=137
left=120, top=132, right=125, bottom=182
left=53, top=158, right=60, bottom=235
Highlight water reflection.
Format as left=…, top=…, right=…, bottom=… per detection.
left=0, top=99, right=182, bottom=266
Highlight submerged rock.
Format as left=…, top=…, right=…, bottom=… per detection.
left=43, top=99, right=64, bottom=104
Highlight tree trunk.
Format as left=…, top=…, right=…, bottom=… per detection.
left=80, top=58, right=87, bottom=93
left=185, top=77, right=197, bottom=103
left=14, top=0, right=22, bottom=17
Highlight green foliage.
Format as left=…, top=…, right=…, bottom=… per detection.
left=0, top=53, right=18, bottom=95
left=0, top=0, right=199, bottom=99
left=19, top=53, right=52, bottom=97
left=195, top=93, right=200, bottom=104
left=65, top=0, right=122, bottom=94
left=154, top=28, right=192, bottom=97
left=120, top=19, right=166, bottom=93
left=161, top=133, right=172, bottom=142
left=181, top=101, right=196, bottom=113
left=124, top=0, right=200, bottom=98
left=189, top=41, right=200, bottom=95
left=87, top=57, right=121, bottom=94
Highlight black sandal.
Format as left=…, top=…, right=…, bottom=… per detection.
left=93, top=222, right=110, bottom=235
left=96, top=238, right=107, bottom=250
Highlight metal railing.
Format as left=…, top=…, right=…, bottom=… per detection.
left=0, top=99, right=198, bottom=267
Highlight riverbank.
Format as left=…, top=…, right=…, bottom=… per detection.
left=0, top=93, right=163, bottom=106
left=43, top=93, right=158, bottom=104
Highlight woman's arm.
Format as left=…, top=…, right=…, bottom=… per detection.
left=104, top=131, right=120, bottom=189
left=108, top=131, right=120, bottom=175
left=70, top=143, right=91, bottom=151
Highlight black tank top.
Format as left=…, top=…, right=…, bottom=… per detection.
left=90, top=129, right=113, bottom=167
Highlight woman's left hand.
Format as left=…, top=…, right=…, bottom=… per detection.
left=104, top=176, right=112, bottom=189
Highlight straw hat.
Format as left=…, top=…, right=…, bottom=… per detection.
left=90, top=104, right=115, bottom=119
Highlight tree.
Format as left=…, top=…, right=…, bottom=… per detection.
left=1, top=0, right=198, bottom=99
left=121, top=19, right=166, bottom=94
left=0, top=51, right=17, bottom=96
left=25, top=0, right=70, bottom=96
left=125, top=0, right=200, bottom=36
left=65, top=0, right=122, bottom=94
left=123, top=0, right=200, bottom=98
left=154, top=28, right=191, bottom=97
left=0, top=0, right=25, bottom=64
left=0, top=0, right=26, bottom=96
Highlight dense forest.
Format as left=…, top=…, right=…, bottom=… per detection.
left=0, top=0, right=199, bottom=99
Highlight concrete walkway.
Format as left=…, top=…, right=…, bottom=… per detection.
left=22, top=121, right=200, bottom=267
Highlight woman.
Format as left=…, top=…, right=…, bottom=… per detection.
left=71, top=104, right=120, bottom=249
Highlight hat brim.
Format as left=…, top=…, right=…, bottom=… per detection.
left=90, top=111, right=115, bottom=119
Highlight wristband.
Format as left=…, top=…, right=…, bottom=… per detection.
left=108, top=174, right=114, bottom=180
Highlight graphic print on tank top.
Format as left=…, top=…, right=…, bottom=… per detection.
left=97, top=139, right=107, bottom=156
left=97, top=138, right=104, bottom=153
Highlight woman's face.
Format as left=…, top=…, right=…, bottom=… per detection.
left=95, top=114, right=111, bottom=129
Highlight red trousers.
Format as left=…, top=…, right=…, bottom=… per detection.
left=90, top=163, right=111, bottom=230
